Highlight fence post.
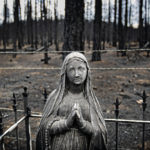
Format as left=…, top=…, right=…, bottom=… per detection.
left=23, top=87, right=32, bottom=150
left=0, top=111, right=4, bottom=150
left=114, top=98, right=121, bottom=150
left=41, top=45, right=50, bottom=64
left=43, top=88, right=47, bottom=104
left=141, top=90, right=148, bottom=150
left=12, top=93, right=19, bottom=150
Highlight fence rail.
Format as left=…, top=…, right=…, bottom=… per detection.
left=0, top=88, right=149, bottom=150
left=0, top=67, right=150, bottom=70
left=0, top=116, right=26, bottom=141
left=0, top=107, right=42, bottom=115
left=0, top=48, right=150, bottom=54
left=0, top=48, right=149, bottom=66
left=30, top=114, right=150, bottom=124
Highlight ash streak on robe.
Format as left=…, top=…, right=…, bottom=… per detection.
left=36, top=52, right=108, bottom=150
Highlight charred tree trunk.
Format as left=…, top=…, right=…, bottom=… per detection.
left=118, top=0, right=125, bottom=55
left=40, top=0, right=44, bottom=46
left=102, top=21, right=106, bottom=50
left=3, top=0, right=9, bottom=51
left=125, top=0, right=128, bottom=35
left=54, top=1, right=59, bottom=51
left=48, top=0, right=53, bottom=45
left=18, top=12, right=23, bottom=49
left=148, top=0, right=150, bottom=46
left=27, top=0, right=33, bottom=47
left=63, top=0, right=84, bottom=58
left=148, top=0, right=150, bottom=57
left=124, top=0, right=128, bottom=54
left=43, top=0, right=48, bottom=45
left=139, top=0, right=144, bottom=48
left=27, top=1, right=30, bottom=45
left=13, top=0, right=20, bottom=55
left=87, top=1, right=94, bottom=50
left=92, top=0, right=102, bottom=61
left=0, top=27, right=2, bottom=46
left=107, top=0, right=111, bottom=44
left=19, top=22, right=23, bottom=49
left=144, top=0, right=148, bottom=44
left=85, top=2, right=90, bottom=49
left=113, top=0, right=118, bottom=47
left=129, top=0, right=132, bottom=27
left=128, top=0, right=132, bottom=48
left=34, top=0, right=38, bottom=49
left=48, top=16, right=53, bottom=45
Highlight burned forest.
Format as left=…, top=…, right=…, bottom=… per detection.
left=0, top=0, right=150, bottom=150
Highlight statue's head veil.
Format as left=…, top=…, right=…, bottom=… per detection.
left=38, top=52, right=107, bottom=149
left=42, top=52, right=90, bottom=117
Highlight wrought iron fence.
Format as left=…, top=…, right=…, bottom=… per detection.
left=0, top=87, right=149, bottom=150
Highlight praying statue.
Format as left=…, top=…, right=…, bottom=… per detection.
left=36, top=52, right=107, bottom=150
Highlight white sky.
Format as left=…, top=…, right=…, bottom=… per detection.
left=0, top=0, right=139, bottom=27
left=0, top=0, right=65, bottom=21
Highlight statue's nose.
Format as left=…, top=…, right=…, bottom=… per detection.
left=74, top=70, right=80, bottom=77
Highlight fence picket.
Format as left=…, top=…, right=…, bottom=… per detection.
left=114, top=98, right=121, bottom=150
left=0, top=111, right=4, bottom=150
left=12, top=93, right=19, bottom=150
left=23, top=87, right=32, bottom=150
left=141, top=91, right=148, bottom=150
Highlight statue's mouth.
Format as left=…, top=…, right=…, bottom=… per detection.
left=74, top=77, right=82, bottom=82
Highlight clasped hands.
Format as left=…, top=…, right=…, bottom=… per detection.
left=66, top=103, right=85, bottom=129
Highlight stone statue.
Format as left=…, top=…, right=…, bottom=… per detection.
left=36, top=52, right=107, bottom=150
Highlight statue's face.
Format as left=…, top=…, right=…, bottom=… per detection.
left=66, top=59, right=87, bottom=85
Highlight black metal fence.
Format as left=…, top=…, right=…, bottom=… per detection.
left=0, top=87, right=149, bottom=150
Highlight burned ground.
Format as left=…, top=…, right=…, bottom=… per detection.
left=0, top=49, right=150, bottom=150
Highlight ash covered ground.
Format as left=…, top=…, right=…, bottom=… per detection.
left=0, top=49, right=150, bottom=150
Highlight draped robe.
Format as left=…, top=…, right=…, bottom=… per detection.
left=36, top=52, right=108, bottom=150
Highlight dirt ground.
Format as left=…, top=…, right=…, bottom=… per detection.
left=0, top=47, right=150, bottom=150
